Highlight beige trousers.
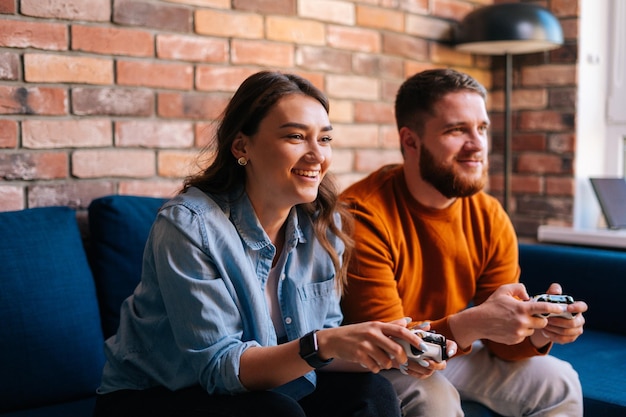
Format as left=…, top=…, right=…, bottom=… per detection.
left=382, top=342, right=583, bottom=417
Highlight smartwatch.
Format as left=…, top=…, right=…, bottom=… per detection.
left=298, top=330, right=333, bottom=369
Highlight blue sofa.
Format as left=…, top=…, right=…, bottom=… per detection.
left=1, top=195, right=625, bottom=416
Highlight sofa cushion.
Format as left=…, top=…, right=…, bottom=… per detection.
left=0, top=206, right=105, bottom=413
left=550, top=330, right=626, bottom=414
left=88, top=195, right=167, bottom=338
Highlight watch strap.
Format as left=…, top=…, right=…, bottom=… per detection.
left=299, top=330, right=333, bottom=369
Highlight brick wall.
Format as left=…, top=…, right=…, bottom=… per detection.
left=0, top=0, right=579, bottom=238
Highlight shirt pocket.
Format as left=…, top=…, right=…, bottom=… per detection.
left=296, top=275, right=336, bottom=301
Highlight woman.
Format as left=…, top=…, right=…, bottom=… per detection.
left=93, top=71, right=432, bottom=417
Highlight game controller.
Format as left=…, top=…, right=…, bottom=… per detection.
left=530, top=294, right=578, bottom=319
left=395, top=329, right=448, bottom=363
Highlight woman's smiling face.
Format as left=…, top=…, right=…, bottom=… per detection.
left=233, top=93, right=333, bottom=211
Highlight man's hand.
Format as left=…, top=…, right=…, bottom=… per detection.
left=529, top=283, right=588, bottom=348
left=449, top=283, right=572, bottom=349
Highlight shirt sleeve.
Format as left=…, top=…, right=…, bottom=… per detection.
left=471, top=205, right=552, bottom=361
left=341, top=198, right=407, bottom=324
left=149, top=205, right=254, bottom=394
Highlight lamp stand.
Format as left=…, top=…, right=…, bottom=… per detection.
left=503, top=52, right=513, bottom=213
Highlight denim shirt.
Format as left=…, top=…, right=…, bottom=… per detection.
left=98, top=186, right=344, bottom=400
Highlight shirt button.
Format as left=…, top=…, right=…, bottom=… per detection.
left=280, top=274, right=286, bottom=281
left=284, top=317, right=292, bottom=325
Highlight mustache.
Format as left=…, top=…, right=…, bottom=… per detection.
left=455, top=152, right=484, bottom=161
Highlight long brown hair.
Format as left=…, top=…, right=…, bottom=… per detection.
left=183, top=71, right=353, bottom=294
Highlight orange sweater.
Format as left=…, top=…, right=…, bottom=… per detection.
left=340, top=165, right=547, bottom=361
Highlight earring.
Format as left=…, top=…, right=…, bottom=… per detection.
left=237, top=157, right=248, bottom=166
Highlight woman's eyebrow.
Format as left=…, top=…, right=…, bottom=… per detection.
left=279, top=122, right=333, bottom=132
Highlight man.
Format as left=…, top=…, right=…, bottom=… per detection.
left=340, top=68, right=587, bottom=416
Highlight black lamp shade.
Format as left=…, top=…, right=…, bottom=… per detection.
left=455, top=3, right=563, bottom=55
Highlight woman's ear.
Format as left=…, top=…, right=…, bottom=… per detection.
left=231, top=134, right=248, bottom=159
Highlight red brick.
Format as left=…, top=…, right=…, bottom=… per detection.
left=0, top=186, right=24, bottom=212
left=195, top=9, right=263, bottom=38
left=23, top=119, right=112, bottom=149
left=331, top=124, right=378, bottom=148
left=28, top=181, right=115, bottom=209
left=0, top=51, right=19, bottom=80
left=72, top=149, right=155, bottom=178
left=158, top=92, right=229, bottom=120
left=354, top=101, right=395, bottom=124
left=117, top=60, right=193, bottom=90
left=521, top=65, right=577, bottom=87
left=356, top=5, right=404, bottom=31
left=113, top=0, right=192, bottom=32
left=433, top=0, right=474, bottom=20
left=119, top=180, right=180, bottom=198
left=0, top=0, right=16, bottom=14
left=196, top=66, right=259, bottom=92
left=406, top=14, right=452, bottom=42
left=0, top=19, right=67, bottom=50
left=551, top=0, right=579, bottom=17
left=330, top=149, right=354, bottom=173
left=546, top=176, right=575, bottom=196
left=158, top=150, right=198, bottom=178
left=512, top=133, right=547, bottom=152
left=519, top=110, right=575, bottom=132
left=231, top=39, right=294, bottom=67
left=166, top=0, right=229, bottom=8
left=517, top=153, right=564, bottom=174
left=548, top=133, right=575, bottom=154
left=234, top=0, right=296, bottom=15
left=382, top=78, right=403, bottom=102
left=157, top=34, right=228, bottom=63
left=512, top=175, right=543, bottom=194
left=299, top=0, right=355, bottom=25
left=0, top=119, right=18, bottom=147
left=326, top=74, right=379, bottom=100
left=21, top=0, right=110, bottom=21
left=295, top=46, right=352, bottom=73
left=354, top=149, right=403, bottom=172
left=195, top=122, right=218, bottom=148
left=25, top=53, right=113, bottom=85
left=116, top=121, right=194, bottom=148
left=0, top=86, right=68, bottom=115
left=381, top=125, right=400, bottom=149
left=490, top=88, right=548, bottom=112
left=396, top=0, right=429, bottom=14
left=327, top=25, right=380, bottom=53
left=383, top=33, right=428, bottom=61
left=72, top=87, right=154, bottom=117
left=268, top=16, right=325, bottom=44
left=431, top=43, right=473, bottom=67
left=0, top=152, right=68, bottom=180
left=72, top=26, right=154, bottom=57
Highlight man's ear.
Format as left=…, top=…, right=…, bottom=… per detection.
left=399, top=127, right=419, bottom=152
left=231, top=134, right=248, bottom=159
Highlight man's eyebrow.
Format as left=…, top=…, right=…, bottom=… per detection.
left=279, top=122, right=333, bottom=132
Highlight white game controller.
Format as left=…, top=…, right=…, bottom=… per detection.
left=530, top=294, right=577, bottom=319
left=394, top=329, right=448, bottom=363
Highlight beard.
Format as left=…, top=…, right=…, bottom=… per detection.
left=419, top=143, right=488, bottom=199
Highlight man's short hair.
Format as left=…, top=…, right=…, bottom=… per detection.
left=395, top=68, right=487, bottom=134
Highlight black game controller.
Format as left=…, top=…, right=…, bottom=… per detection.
left=395, top=329, right=449, bottom=363
left=531, top=294, right=578, bottom=319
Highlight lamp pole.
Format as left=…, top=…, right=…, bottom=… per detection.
left=504, top=52, right=512, bottom=213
